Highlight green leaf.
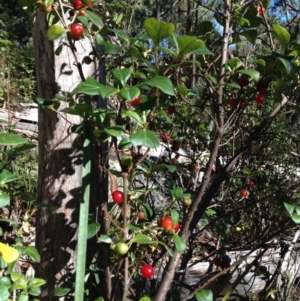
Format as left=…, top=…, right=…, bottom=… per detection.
left=0, top=169, right=17, bottom=184
left=112, top=68, right=131, bottom=87
left=295, top=205, right=300, bottom=215
left=195, top=289, right=213, bottom=301
left=16, top=295, right=29, bottom=301
left=171, top=187, right=185, bottom=199
left=240, top=29, right=258, bottom=44
left=98, top=235, right=112, bottom=243
left=104, top=126, right=123, bottom=137
left=138, top=76, right=175, bottom=96
left=120, top=87, right=140, bottom=100
left=87, top=223, right=100, bottom=239
left=171, top=210, right=179, bottom=224
left=25, top=246, right=40, bottom=263
left=46, top=25, right=67, bottom=41
left=122, top=111, right=143, bottom=126
left=196, top=21, right=214, bottom=36
left=86, top=10, right=103, bottom=28
left=53, top=287, right=72, bottom=297
left=150, top=164, right=177, bottom=173
left=284, top=202, right=295, bottom=215
left=291, top=215, right=300, bottom=224
left=118, top=137, right=133, bottom=150
left=28, top=286, right=41, bottom=296
left=0, top=133, right=27, bottom=146
left=60, top=104, right=89, bottom=116
left=177, top=36, right=207, bottom=56
left=0, top=193, right=9, bottom=208
left=28, top=278, right=46, bottom=289
left=144, top=18, right=175, bottom=47
left=172, top=233, right=186, bottom=253
left=237, top=69, right=260, bottom=81
left=226, top=58, right=243, bottom=71
left=109, top=29, right=130, bottom=43
left=275, top=57, right=295, bottom=75
left=130, top=234, right=153, bottom=244
left=130, top=130, right=160, bottom=149
left=158, top=241, right=174, bottom=257
left=272, top=24, right=290, bottom=52
left=72, top=77, right=118, bottom=99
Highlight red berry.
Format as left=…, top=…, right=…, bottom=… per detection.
left=140, top=265, right=154, bottom=279
left=161, top=133, right=170, bottom=143
left=248, top=180, right=255, bottom=188
left=258, top=88, right=268, bottom=96
left=256, top=80, right=269, bottom=91
left=240, top=189, right=249, bottom=198
left=238, top=77, right=249, bottom=87
left=130, top=96, right=141, bottom=106
left=240, top=101, right=246, bottom=108
left=255, top=94, right=265, bottom=104
left=173, top=222, right=180, bottom=232
left=161, top=216, right=173, bottom=230
left=228, top=99, right=238, bottom=108
left=73, top=0, right=83, bottom=9
left=257, top=7, right=266, bottom=15
left=213, top=257, right=222, bottom=266
left=167, top=106, right=175, bottom=114
left=70, top=23, right=84, bottom=39
left=112, top=190, right=124, bottom=204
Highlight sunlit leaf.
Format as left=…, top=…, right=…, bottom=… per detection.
left=0, top=243, right=19, bottom=263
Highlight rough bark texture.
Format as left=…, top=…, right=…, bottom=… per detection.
left=32, top=11, right=95, bottom=300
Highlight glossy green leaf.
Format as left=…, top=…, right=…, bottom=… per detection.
left=112, top=68, right=131, bottom=87
left=122, top=111, right=143, bottom=126
left=226, top=58, right=243, bottom=71
left=25, top=246, right=40, bottom=263
left=109, top=29, right=130, bottom=42
left=46, top=25, right=67, bottom=41
left=0, top=169, right=17, bottom=184
left=28, top=278, right=46, bottom=289
left=0, top=193, right=9, bottom=208
left=158, top=241, right=174, bottom=257
left=195, top=289, right=213, bottom=301
left=100, top=42, right=122, bottom=55
left=150, top=164, right=177, bottom=173
left=171, top=187, right=185, bottom=199
left=171, top=210, right=179, bottom=224
left=237, top=69, right=260, bottom=81
left=72, top=77, right=118, bottom=99
left=98, top=235, right=112, bottom=243
left=87, top=223, right=100, bottom=239
left=120, top=86, right=140, bottom=100
left=118, top=137, right=133, bottom=150
left=138, top=76, right=175, bottom=96
left=28, top=287, right=41, bottom=296
left=86, top=10, right=103, bottom=28
left=272, top=24, right=290, bottom=51
left=177, top=36, right=205, bottom=56
left=60, top=104, right=89, bottom=116
left=275, top=57, right=295, bottom=75
left=144, top=18, right=175, bottom=47
left=0, top=133, right=27, bottom=146
left=172, top=233, right=186, bottom=253
left=53, top=287, right=72, bottom=297
left=295, top=205, right=300, bottom=215
left=130, top=130, right=160, bottom=149
left=104, top=126, right=123, bottom=137
left=130, top=234, right=153, bottom=244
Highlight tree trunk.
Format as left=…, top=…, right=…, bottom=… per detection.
left=32, top=11, right=96, bottom=300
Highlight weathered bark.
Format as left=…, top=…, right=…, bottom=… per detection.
left=32, top=11, right=96, bottom=300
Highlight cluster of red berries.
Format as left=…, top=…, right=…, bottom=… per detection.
left=240, top=180, right=255, bottom=198
left=161, top=216, right=180, bottom=232
left=255, top=80, right=269, bottom=104
left=69, top=1, right=94, bottom=39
